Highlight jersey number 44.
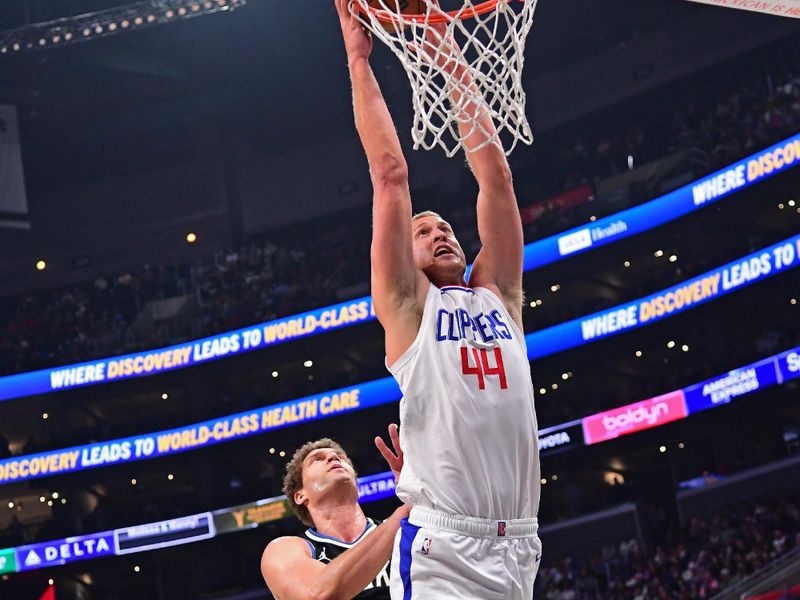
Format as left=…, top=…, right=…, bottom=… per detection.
left=460, top=347, right=508, bottom=390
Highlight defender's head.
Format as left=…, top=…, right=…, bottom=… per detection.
left=412, top=211, right=467, bottom=286
left=283, top=438, right=358, bottom=527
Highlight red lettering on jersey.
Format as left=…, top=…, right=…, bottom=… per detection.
left=461, top=347, right=485, bottom=390
left=461, top=347, right=507, bottom=390
left=481, top=347, right=508, bottom=389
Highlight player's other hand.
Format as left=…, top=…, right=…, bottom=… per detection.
left=375, top=423, right=403, bottom=481
left=335, top=0, right=373, bottom=63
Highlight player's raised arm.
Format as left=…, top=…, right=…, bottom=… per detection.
left=336, top=0, right=425, bottom=363
left=421, top=24, right=524, bottom=325
left=261, top=504, right=409, bottom=600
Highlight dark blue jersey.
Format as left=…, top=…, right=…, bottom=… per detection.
left=303, top=519, right=390, bottom=599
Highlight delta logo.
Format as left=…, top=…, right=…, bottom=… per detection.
left=582, top=391, right=688, bottom=445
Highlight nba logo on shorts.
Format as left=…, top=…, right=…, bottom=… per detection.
left=421, top=537, right=432, bottom=555
left=497, top=521, right=507, bottom=537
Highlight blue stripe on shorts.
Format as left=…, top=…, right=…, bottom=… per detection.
left=399, top=519, right=420, bottom=600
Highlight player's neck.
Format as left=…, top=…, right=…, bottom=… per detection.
left=428, top=272, right=468, bottom=288
left=309, top=501, right=368, bottom=543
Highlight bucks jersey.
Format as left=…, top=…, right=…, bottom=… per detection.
left=388, top=284, right=541, bottom=520
left=304, top=519, right=390, bottom=599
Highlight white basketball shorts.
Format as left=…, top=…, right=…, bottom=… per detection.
left=389, top=506, right=542, bottom=600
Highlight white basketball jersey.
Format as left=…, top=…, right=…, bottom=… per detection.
left=388, top=283, right=541, bottom=520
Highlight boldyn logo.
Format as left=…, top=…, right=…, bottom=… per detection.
left=557, top=229, right=593, bottom=256
left=582, top=391, right=688, bottom=445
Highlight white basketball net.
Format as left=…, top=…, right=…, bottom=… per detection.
left=351, top=0, right=538, bottom=157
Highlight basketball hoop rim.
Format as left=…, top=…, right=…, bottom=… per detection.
left=353, top=0, right=502, bottom=26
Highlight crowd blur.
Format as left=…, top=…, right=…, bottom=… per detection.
left=536, top=495, right=800, bottom=599
left=0, top=38, right=799, bottom=377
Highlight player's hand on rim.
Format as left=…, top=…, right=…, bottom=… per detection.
left=335, top=0, right=373, bottom=62
left=375, top=423, right=404, bottom=481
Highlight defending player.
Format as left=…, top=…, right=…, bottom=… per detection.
left=261, top=435, right=408, bottom=600
left=335, top=0, right=542, bottom=597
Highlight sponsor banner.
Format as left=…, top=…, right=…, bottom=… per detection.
left=357, top=471, right=397, bottom=503
left=213, top=498, right=292, bottom=534
left=527, top=235, right=800, bottom=360
left=16, top=531, right=114, bottom=572
left=0, top=296, right=376, bottom=402
left=682, top=0, right=800, bottom=17
left=582, top=391, right=688, bottom=445
left=0, top=135, right=798, bottom=404
left=0, top=547, right=16, bottom=575
left=684, top=357, right=780, bottom=414
left=0, top=377, right=400, bottom=485
left=538, top=422, right=585, bottom=455
left=527, top=133, right=800, bottom=268
left=777, top=346, right=800, bottom=383
left=115, top=513, right=214, bottom=555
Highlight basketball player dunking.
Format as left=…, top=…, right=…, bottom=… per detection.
left=335, top=0, right=542, bottom=597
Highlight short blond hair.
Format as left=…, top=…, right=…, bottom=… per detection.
left=282, top=438, right=355, bottom=527
left=412, top=210, right=443, bottom=221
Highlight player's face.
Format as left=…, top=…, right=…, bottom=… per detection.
left=297, top=447, right=357, bottom=505
left=412, top=216, right=466, bottom=281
